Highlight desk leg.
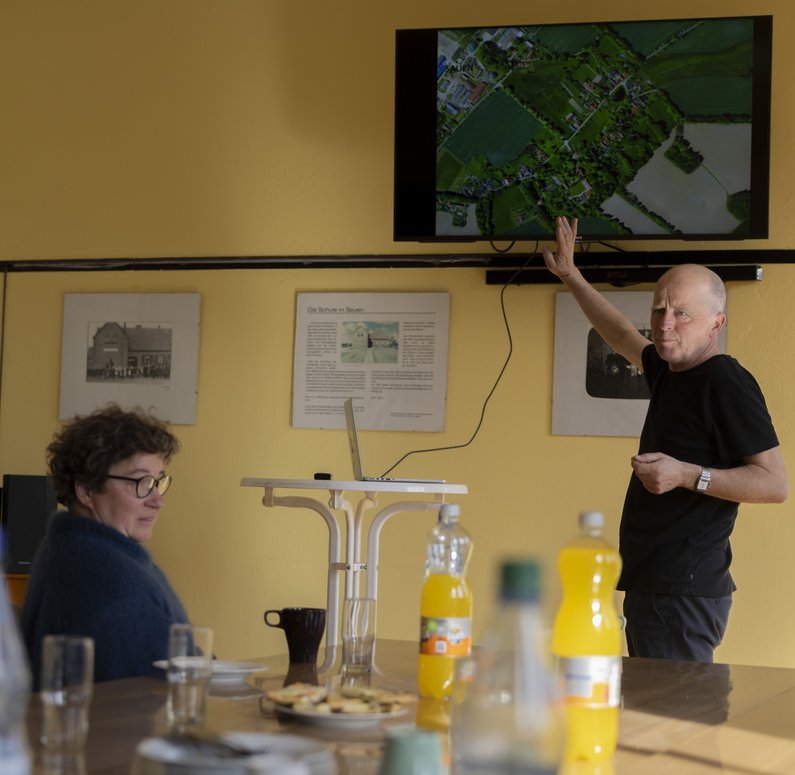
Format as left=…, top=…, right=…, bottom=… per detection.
left=351, top=493, right=376, bottom=598
left=262, top=491, right=342, bottom=650
left=365, top=500, right=445, bottom=602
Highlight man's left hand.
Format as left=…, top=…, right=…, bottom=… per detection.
left=631, top=452, right=694, bottom=494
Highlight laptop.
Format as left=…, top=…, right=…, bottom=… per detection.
left=344, top=398, right=446, bottom=483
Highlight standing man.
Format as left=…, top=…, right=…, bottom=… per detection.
left=543, top=216, right=788, bottom=662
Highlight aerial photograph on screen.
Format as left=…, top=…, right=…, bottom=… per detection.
left=436, top=18, right=758, bottom=238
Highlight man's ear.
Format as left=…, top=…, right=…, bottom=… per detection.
left=713, top=313, right=726, bottom=335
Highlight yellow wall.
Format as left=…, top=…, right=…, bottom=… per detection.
left=1, top=0, right=794, bottom=667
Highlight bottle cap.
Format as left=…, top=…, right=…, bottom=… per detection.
left=499, top=559, right=541, bottom=601
left=439, top=503, right=460, bottom=521
left=579, top=511, right=604, bottom=530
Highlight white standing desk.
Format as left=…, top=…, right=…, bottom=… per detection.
left=240, top=478, right=468, bottom=655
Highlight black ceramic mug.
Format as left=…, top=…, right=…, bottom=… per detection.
left=264, top=607, right=326, bottom=664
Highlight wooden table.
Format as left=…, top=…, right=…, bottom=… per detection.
left=22, top=639, right=795, bottom=774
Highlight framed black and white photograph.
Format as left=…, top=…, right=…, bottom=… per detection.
left=552, top=291, right=728, bottom=437
left=59, top=293, right=201, bottom=424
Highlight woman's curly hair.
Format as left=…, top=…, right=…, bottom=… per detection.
left=47, top=404, right=180, bottom=507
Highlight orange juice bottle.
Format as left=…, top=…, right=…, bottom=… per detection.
left=552, top=511, right=622, bottom=763
left=417, top=503, right=473, bottom=699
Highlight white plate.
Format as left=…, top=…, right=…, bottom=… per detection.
left=210, top=661, right=269, bottom=683
left=274, top=703, right=408, bottom=729
left=208, top=681, right=267, bottom=700
left=153, top=660, right=268, bottom=684
left=227, top=732, right=335, bottom=773
left=135, top=732, right=334, bottom=774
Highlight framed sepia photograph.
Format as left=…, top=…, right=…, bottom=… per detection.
left=552, top=291, right=653, bottom=437
left=552, top=290, right=727, bottom=436
left=59, top=293, right=201, bottom=424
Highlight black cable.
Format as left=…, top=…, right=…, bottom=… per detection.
left=488, top=240, right=516, bottom=254
left=380, top=244, right=539, bottom=477
left=596, top=241, right=628, bottom=252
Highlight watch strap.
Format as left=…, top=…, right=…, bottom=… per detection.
left=696, top=466, right=711, bottom=494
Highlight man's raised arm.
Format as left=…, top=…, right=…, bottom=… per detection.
left=542, top=216, right=650, bottom=370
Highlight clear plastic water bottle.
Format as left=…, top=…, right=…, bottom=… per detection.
left=552, top=511, right=622, bottom=763
left=0, top=534, right=32, bottom=775
left=417, top=503, right=473, bottom=699
left=451, top=559, right=564, bottom=774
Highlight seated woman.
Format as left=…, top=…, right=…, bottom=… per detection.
left=21, top=404, right=190, bottom=687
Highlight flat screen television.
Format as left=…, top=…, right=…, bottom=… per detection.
left=394, top=16, right=773, bottom=244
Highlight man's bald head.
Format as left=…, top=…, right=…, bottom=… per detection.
left=657, top=264, right=726, bottom=315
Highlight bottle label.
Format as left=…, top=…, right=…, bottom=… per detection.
left=559, top=656, right=621, bottom=708
left=419, top=616, right=472, bottom=657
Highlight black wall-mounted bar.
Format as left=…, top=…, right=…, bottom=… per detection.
left=0, top=250, right=792, bottom=274
left=486, top=265, right=763, bottom=286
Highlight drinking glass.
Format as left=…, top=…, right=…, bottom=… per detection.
left=341, top=598, right=376, bottom=680
left=40, top=635, right=94, bottom=751
left=166, top=624, right=214, bottom=731
left=378, top=727, right=445, bottom=775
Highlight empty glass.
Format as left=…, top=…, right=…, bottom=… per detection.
left=40, top=635, right=94, bottom=751
left=166, top=624, right=214, bottom=731
left=341, top=598, right=376, bottom=681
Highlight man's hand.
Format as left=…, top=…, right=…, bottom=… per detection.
left=631, top=452, right=694, bottom=495
left=542, top=216, right=579, bottom=279
left=632, top=447, right=789, bottom=503
left=541, top=214, right=648, bottom=370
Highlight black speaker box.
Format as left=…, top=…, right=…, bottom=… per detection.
left=0, top=474, right=57, bottom=573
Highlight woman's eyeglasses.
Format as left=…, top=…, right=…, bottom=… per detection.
left=106, top=473, right=172, bottom=498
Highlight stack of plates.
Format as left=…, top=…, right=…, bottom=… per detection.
left=153, top=660, right=269, bottom=684
left=133, top=732, right=336, bottom=775
left=206, top=662, right=270, bottom=685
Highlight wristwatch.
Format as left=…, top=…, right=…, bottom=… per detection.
left=695, top=466, right=711, bottom=494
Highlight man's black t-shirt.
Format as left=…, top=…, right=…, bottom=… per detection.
left=617, top=345, right=779, bottom=597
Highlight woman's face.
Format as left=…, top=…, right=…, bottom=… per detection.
left=75, top=452, right=168, bottom=542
